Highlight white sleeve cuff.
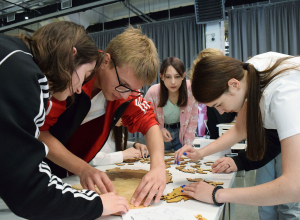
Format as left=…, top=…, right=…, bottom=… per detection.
left=89, top=151, right=123, bottom=166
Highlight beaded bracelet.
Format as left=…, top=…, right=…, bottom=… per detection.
left=212, top=186, right=224, bottom=206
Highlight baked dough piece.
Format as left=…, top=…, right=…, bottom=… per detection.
left=195, top=214, right=208, bottom=220
left=161, top=187, right=192, bottom=203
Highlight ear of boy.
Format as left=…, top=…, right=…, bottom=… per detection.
left=100, top=53, right=111, bottom=69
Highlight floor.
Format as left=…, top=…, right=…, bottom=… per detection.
left=221, top=170, right=260, bottom=220
left=0, top=170, right=260, bottom=220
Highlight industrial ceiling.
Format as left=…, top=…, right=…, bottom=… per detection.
left=0, top=0, right=294, bottom=34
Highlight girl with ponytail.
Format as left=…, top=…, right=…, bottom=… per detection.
left=174, top=52, right=300, bottom=211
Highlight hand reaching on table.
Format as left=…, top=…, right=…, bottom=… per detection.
left=122, top=147, right=142, bottom=160
left=162, top=129, right=173, bottom=142
left=134, top=142, right=149, bottom=158
left=79, top=165, right=117, bottom=194
left=100, top=192, right=129, bottom=216
left=181, top=182, right=217, bottom=204
left=212, top=157, right=237, bottom=173
left=174, top=145, right=202, bottom=164
left=130, top=164, right=166, bottom=207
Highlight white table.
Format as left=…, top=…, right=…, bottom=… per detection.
left=193, top=138, right=246, bottom=153
left=63, top=155, right=236, bottom=220
left=216, top=123, right=235, bottom=137
left=0, top=155, right=236, bottom=220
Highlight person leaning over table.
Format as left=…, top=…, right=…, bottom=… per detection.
left=89, top=118, right=149, bottom=166
left=38, top=26, right=166, bottom=208
left=189, top=50, right=300, bottom=220
left=0, top=21, right=129, bottom=219
left=174, top=52, right=300, bottom=215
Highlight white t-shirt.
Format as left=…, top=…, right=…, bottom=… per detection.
left=81, top=91, right=107, bottom=125
left=247, top=52, right=300, bottom=141
left=82, top=91, right=123, bottom=165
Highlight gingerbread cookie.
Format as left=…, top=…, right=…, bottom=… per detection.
left=161, top=186, right=192, bottom=203
left=195, top=214, right=208, bottom=220
left=123, top=158, right=140, bottom=163
left=116, top=163, right=125, bottom=166
left=188, top=159, right=201, bottom=163
left=187, top=178, right=204, bottom=182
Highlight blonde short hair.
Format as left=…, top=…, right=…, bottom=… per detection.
left=189, top=48, right=224, bottom=80
left=105, top=26, right=159, bottom=85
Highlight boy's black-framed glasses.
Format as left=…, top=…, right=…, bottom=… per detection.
left=111, top=58, right=144, bottom=97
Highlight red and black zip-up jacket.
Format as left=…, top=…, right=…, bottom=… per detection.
left=40, top=76, right=158, bottom=178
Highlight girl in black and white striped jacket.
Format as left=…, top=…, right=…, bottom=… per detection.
left=0, top=21, right=128, bottom=220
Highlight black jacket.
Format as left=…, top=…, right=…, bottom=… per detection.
left=0, top=34, right=103, bottom=220
left=233, top=129, right=281, bottom=171
left=206, top=106, right=236, bottom=139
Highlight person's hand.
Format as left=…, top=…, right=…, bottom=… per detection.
left=161, top=129, right=172, bottom=142
left=212, top=157, right=237, bottom=173
left=130, top=164, right=166, bottom=207
left=122, top=147, right=142, bottom=160
left=79, top=165, right=116, bottom=194
left=182, top=182, right=216, bottom=204
left=135, top=143, right=149, bottom=158
left=100, top=192, right=129, bottom=216
left=174, top=145, right=202, bottom=164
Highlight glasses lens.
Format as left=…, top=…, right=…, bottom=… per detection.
left=116, top=85, right=130, bottom=92
left=115, top=85, right=143, bottom=96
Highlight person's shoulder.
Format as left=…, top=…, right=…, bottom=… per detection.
left=149, top=83, right=160, bottom=90
left=146, top=83, right=160, bottom=95
left=247, top=52, right=290, bottom=72
left=0, top=34, right=29, bottom=57
left=251, top=52, right=289, bottom=59
left=0, top=35, right=44, bottom=81
left=248, top=52, right=289, bottom=63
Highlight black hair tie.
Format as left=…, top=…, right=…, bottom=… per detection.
left=243, top=63, right=249, bottom=70
left=212, top=186, right=224, bottom=206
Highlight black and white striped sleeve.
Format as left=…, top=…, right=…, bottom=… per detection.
left=0, top=50, right=103, bottom=219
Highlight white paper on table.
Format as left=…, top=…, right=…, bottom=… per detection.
left=122, top=206, right=196, bottom=220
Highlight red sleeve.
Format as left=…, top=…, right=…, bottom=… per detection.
left=40, top=97, right=67, bottom=131
left=121, top=96, right=159, bottom=135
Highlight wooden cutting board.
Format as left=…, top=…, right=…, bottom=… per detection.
left=72, top=167, right=172, bottom=215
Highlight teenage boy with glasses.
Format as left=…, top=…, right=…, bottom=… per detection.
left=39, top=26, right=166, bottom=210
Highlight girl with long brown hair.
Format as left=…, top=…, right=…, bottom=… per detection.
left=0, top=21, right=128, bottom=219
left=145, top=57, right=198, bottom=151
left=174, top=52, right=300, bottom=209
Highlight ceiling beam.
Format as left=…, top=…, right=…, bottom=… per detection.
left=2, top=0, right=29, bottom=10
left=0, top=0, right=119, bottom=33
left=19, top=26, right=35, bottom=33
left=92, top=9, right=114, bottom=22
